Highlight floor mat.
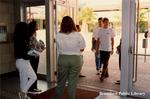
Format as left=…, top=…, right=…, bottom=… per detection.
left=29, top=87, right=99, bottom=99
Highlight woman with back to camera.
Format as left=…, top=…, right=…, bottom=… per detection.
left=55, top=16, right=86, bottom=99
left=14, top=22, right=37, bottom=99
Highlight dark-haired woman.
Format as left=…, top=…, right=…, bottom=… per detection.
left=55, top=16, right=86, bottom=99
left=14, top=22, right=37, bottom=99
left=28, top=21, right=45, bottom=92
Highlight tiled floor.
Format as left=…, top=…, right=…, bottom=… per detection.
left=1, top=53, right=150, bottom=99
left=0, top=76, right=139, bottom=99
left=1, top=34, right=150, bottom=99
left=0, top=76, right=48, bottom=99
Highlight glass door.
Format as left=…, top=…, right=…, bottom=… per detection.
left=121, top=0, right=150, bottom=98
left=131, top=0, right=150, bottom=98
left=26, top=5, right=47, bottom=77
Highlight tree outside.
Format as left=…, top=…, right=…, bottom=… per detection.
left=77, top=7, right=96, bottom=33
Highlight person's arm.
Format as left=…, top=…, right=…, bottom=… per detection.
left=79, top=33, right=86, bottom=52
left=91, top=27, right=98, bottom=51
left=91, top=37, right=96, bottom=51
left=111, top=37, right=114, bottom=54
left=95, top=38, right=100, bottom=55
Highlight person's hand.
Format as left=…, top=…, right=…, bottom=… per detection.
left=95, top=50, right=99, bottom=55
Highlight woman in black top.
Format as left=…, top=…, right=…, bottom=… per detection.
left=14, top=22, right=37, bottom=99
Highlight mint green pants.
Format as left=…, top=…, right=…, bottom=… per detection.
left=55, top=55, right=82, bottom=99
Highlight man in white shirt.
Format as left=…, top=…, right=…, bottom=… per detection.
left=92, top=17, right=103, bottom=75
left=96, top=17, right=115, bottom=82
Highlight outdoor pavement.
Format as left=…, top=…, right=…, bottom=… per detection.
left=77, top=32, right=150, bottom=95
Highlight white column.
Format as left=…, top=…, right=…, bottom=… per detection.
left=45, top=0, right=57, bottom=83
left=120, top=0, right=136, bottom=93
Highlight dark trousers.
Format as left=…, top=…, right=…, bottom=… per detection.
left=100, top=51, right=111, bottom=77
left=29, top=56, right=39, bottom=91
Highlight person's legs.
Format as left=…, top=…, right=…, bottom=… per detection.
left=68, top=55, right=81, bottom=99
left=79, top=55, right=86, bottom=77
left=16, top=59, right=37, bottom=98
left=23, top=60, right=37, bottom=92
left=100, top=51, right=110, bottom=82
left=55, top=55, right=69, bottom=99
left=95, top=53, right=100, bottom=70
left=95, top=53, right=101, bottom=75
left=29, top=56, right=39, bottom=91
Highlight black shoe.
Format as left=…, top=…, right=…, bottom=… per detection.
left=100, top=76, right=105, bottom=82
left=115, top=80, right=120, bottom=84
left=115, top=82, right=120, bottom=85
left=79, top=74, right=86, bottom=77
left=116, top=80, right=120, bottom=82
left=104, top=73, right=109, bottom=78
left=96, top=70, right=100, bottom=75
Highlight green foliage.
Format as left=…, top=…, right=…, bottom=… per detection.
left=139, top=21, right=148, bottom=33
left=139, top=8, right=149, bottom=33
left=77, top=7, right=96, bottom=32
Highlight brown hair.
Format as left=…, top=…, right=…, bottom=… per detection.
left=28, top=20, right=37, bottom=37
left=60, top=16, right=77, bottom=34
left=103, top=17, right=109, bottom=22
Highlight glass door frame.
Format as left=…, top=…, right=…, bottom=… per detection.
left=121, top=0, right=150, bottom=98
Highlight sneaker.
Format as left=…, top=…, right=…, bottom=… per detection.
left=33, top=88, right=42, bottom=92
left=115, top=81, right=120, bottom=85
left=28, top=88, right=41, bottom=94
left=116, top=80, right=120, bottom=82
left=99, top=70, right=102, bottom=74
left=96, top=70, right=100, bottom=75
left=28, top=91, right=39, bottom=95
left=79, top=74, right=86, bottom=77
left=115, top=80, right=120, bottom=85
left=104, top=73, right=109, bottom=78
left=100, top=76, right=104, bottom=82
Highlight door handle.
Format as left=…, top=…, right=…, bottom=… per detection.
left=129, top=46, right=133, bottom=54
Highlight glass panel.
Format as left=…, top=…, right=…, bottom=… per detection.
left=26, top=6, right=46, bottom=75
left=0, top=26, right=7, bottom=42
left=57, top=5, right=68, bottom=31
left=132, top=0, right=150, bottom=98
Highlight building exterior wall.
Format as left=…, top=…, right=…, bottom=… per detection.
left=0, top=0, right=16, bottom=74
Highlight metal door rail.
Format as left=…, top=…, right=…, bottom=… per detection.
left=133, top=54, right=150, bottom=56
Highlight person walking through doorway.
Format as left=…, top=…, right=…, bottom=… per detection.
left=14, top=22, right=37, bottom=99
left=92, top=17, right=103, bottom=75
left=115, top=39, right=121, bottom=84
left=96, top=17, right=115, bottom=82
left=76, top=24, right=86, bottom=77
left=55, top=16, right=86, bottom=99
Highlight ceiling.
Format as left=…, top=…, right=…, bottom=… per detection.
left=79, top=0, right=150, bottom=10
left=22, top=0, right=150, bottom=10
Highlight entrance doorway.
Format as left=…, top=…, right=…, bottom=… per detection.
left=21, top=0, right=150, bottom=98
left=76, top=0, right=122, bottom=92
left=121, top=0, right=150, bottom=98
